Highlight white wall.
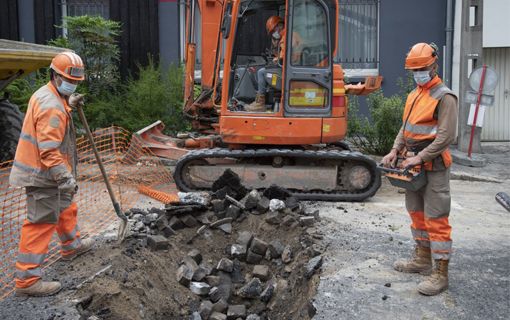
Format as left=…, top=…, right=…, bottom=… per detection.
left=483, top=0, right=510, bottom=48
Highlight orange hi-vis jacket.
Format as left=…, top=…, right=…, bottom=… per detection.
left=402, top=76, right=455, bottom=171
left=9, top=82, right=77, bottom=188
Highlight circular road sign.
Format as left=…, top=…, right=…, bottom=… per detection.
left=469, top=66, right=498, bottom=94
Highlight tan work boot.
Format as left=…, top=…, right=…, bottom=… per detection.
left=418, top=259, right=449, bottom=296
left=245, top=94, right=266, bottom=112
left=16, top=280, right=61, bottom=297
left=393, top=246, right=432, bottom=275
left=61, top=238, right=94, bottom=261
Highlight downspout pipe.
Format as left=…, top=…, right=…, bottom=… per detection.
left=445, top=0, right=454, bottom=87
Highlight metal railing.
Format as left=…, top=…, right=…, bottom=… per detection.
left=61, top=0, right=109, bottom=18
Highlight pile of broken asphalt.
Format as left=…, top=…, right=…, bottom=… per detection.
left=72, top=169, right=327, bottom=320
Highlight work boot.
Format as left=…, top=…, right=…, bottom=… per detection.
left=393, top=245, right=432, bottom=275
left=15, top=280, right=61, bottom=297
left=417, top=259, right=449, bottom=296
left=245, top=94, right=266, bottom=112
left=61, top=238, right=94, bottom=261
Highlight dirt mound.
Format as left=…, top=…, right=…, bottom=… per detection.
left=73, top=192, right=325, bottom=320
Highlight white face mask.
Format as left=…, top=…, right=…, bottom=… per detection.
left=413, top=70, right=431, bottom=86
left=272, top=31, right=281, bottom=40
left=57, top=78, right=78, bottom=96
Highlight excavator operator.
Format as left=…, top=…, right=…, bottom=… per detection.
left=245, top=15, right=303, bottom=112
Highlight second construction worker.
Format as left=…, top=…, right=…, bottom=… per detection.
left=9, top=52, right=94, bottom=297
left=382, top=42, right=458, bottom=296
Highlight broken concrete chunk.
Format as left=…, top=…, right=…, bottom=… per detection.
left=199, top=300, right=213, bottom=319
left=161, top=226, right=176, bottom=238
left=252, top=265, right=270, bottom=281
left=284, top=196, right=300, bottom=210
left=246, top=315, right=261, bottom=320
left=212, top=298, right=228, bottom=313
left=147, top=235, right=169, bottom=251
left=243, top=189, right=261, bottom=210
left=282, top=246, right=293, bottom=264
left=212, top=199, right=227, bottom=213
left=178, top=191, right=211, bottom=206
left=143, top=213, right=159, bottom=225
left=209, top=284, right=232, bottom=303
left=304, top=255, right=323, bottom=279
left=269, top=199, right=286, bottom=212
left=246, top=249, right=263, bottom=264
left=226, top=205, right=241, bottom=220
left=134, top=221, right=145, bottom=232
left=181, top=214, right=199, bottom=228
left=206, top=275, right=221, bottom=287
left=227, top=305, right=246, bottom=319
left=209, top=312, right=227, bottom=320
left=237, top=231, right=254, bottom=247
left=190, top=311, right=202, bottom=320
left=217, top=258, right=234, bottom=273
left=188, top=249, right=203, bottom=264
left=154, top=215, right=168, bottom=231
left=300, top=216, right=315, bottom=227
left=250, top=238, right=268, bottom=255
left=237, top=277, right=263, bottom=299
left=281, top=215, right=297, bottom=227
left=192, top=266, right=209, bottom=282
left=212, top=169, right=247, bottom=200
left=176, top=264, right=193, bottom=286
left=264, top=211, right=281, bottom=225
left=260, top=280, right=275, bottom=302
left=225, top=195, right=246, bottom=210
left=190, top=282, right=211, bottom=296
left=263, top=184, right=291, bottom=200
left=218, top=223, right=232, bottom=234
left=169, top=216, right=185, bottom=230
left=183, top=256, right=200, bottom=275
left=231, top=244, right=247, bottom=260
left=256, top=197, right=270, bottom=213
left=195, top=213, right=212, bottom=225
left=230, top=259, right=244, bottom=284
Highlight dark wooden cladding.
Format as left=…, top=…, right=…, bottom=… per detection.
left=0, top=0, right=19, bottom=40
left=110, top=0, right=160, bottom=79
left=34, top=0, right=62, bottom=44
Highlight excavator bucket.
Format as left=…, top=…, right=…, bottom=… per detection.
left=345, top=76, right=383, bottom=96
left=133, top=121, right=190, bottom=161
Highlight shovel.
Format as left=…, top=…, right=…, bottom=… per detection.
left=75, top=99, right=129, bottom=241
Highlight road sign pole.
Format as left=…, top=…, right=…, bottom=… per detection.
left=468, top=64, right=487, bottom=158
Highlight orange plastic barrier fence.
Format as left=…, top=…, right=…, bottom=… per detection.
left=0, top=126, right=175, bottom=299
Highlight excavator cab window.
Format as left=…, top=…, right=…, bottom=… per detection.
left=227, top=1, right=286, bottom=113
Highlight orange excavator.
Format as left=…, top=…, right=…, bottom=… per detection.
left=138, top=0, right=383, bottom=201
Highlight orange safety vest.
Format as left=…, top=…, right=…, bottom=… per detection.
left=402, top=76, right=455, bottom=171
left=9, top=82, right=77, bottom=188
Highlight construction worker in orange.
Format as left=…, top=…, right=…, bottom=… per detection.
left=9, top=52, right=94, bottom=297
left=382, top=43, right=458, bottom=296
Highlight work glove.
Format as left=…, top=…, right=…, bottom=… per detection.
left=68, top=93, right=85, bottom=108
left=58, top=176, right=78, bottom=195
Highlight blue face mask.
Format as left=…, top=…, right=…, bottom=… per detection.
left=413, top=71, right=432, bottom=86
left=57, top=78, right=78, bottom=96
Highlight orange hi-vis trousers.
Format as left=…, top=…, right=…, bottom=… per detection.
left=405, top=169, right=452, bottom=260
left=15, top=188, right=82, bottom=288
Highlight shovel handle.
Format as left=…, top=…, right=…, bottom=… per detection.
left=76, top=105, right=127, bottom=222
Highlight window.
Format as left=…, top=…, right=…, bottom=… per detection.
left=337, top=0, right=379, bottom=77
left=291, top=0, right=329, bottom=67
left=64, top=0, right=109, bottom=19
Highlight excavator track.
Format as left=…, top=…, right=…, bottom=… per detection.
left=174, top=148, right=381, bottom=201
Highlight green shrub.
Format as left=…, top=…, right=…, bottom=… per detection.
left=347, top=90, right=406, bottom=156
left=4, top=72, right=50, bottom=112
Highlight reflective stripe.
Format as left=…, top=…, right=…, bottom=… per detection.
left=20, top=132, right=38, bottom=146
left=38, top=140, right=61, bottom=149
left=404, top=122, right=438, bottom=135
left=12, top=160, right=50, bottom=178
left=430, top=84, right=454, bottom=100
left=415, top=240, right=430, bottom=247
left=17, top=252, right=46, bottom=265
left=62, top=237, right=81, bottom=251
left=59, top=227, right=77, bottom=242
left=15, top=267, right=42, bottom=279
left=411, top=228, right=430, bottom=240
left=431, top=241, right=452, bottom=251
left=432, top=252, right=450, bottom=260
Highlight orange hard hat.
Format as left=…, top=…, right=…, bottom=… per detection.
left=266, top=16, right=283, bottom=34
left=50, top=52, right=85, bottom=81
left=405, top=43, right=438, bottom=70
